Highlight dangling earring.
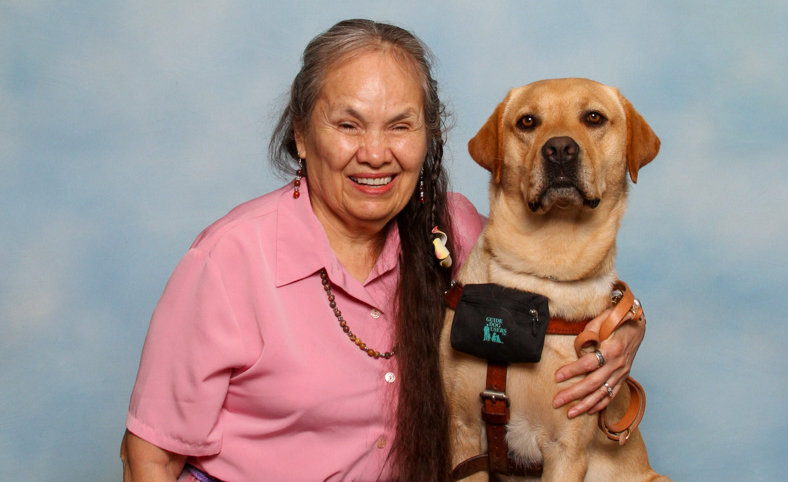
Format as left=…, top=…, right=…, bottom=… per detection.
left=293, top=158, right=304, bottom=199
left=419, top=168, right=425, bottom=205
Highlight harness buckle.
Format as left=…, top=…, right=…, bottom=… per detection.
left=480, top=389, right=510, bottom=406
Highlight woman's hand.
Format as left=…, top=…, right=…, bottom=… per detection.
left=551, top=308, right=646, bottom=418
left=120, top=430, right=187, bottom=482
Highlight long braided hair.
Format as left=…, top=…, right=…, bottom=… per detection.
left=269, top=19, right=455, bottom=481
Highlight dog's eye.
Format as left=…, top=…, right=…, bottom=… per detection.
left=585, top=111, right=607, bottom=126
left=517, top=115, right=538, bottom=130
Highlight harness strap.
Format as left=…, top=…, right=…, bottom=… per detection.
left=449, top=362, right=544, bottom=480
left=450, top=454, right=544, bottom=480
left=482, top=362, right=510, bottom=474
left=450, top=455, right=488, bottom=480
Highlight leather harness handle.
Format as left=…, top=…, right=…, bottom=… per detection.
left=601, top=377, right=646, bottom=445
left=573, top=281, right=639, bottom=356
left=573, top=280, right=646, bottom=446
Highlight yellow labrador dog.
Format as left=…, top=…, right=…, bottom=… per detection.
left=441, top=78, right=670, bottom=481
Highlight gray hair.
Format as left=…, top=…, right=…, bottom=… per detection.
left=268, top=19, right=447, bottom=177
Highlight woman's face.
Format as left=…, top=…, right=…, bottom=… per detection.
left=295, top=51, right=428, bottom=236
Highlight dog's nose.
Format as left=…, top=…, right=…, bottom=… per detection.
left=542, top=136, right=579, bottom=165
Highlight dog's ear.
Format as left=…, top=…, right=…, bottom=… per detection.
left=468, top=96, right=508, bottom=184
left=621, top=96, right=660, bottom=184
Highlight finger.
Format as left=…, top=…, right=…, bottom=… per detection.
left=588, top=394, right=612, bottom=415
left=554, top=343, right=622, bottom=405
left=569, top=374, right=629, bottom=418
left=553, top=361, right=609, bottom=408
left=584, top=366, right=633, bottom=416
left=567, top=383, right=613, bottom=418
left=554, top=360, right=629, bottom=410
left=554, top=336, right=633, bottom=408
left=555, top=351, right=601, bottom=383
left=588, top=379, right=625, bottom=414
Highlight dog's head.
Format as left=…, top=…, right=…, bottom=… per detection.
left=469, top=78, right=660, bottom=215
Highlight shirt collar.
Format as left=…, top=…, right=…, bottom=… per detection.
left=275, top=182, right=401, bottom=298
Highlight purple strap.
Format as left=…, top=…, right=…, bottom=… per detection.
left=186, top=464, right=222, bottom=482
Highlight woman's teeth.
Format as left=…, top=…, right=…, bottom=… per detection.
left=351, top=176, right=393, bottom=186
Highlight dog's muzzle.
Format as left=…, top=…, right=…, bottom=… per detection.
left=528, top=136, right=600, bottom=212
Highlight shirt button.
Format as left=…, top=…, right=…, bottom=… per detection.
left=376, top=436, right=387, bottom=449
left=370, top=308, right=381, bottom=319
left=385, top=372, right=396, bottom=383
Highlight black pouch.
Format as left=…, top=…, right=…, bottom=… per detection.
left=450, top=284, right=550, bottom=363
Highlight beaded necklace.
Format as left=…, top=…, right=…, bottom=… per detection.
left=319, top=269, right=396, bottom=359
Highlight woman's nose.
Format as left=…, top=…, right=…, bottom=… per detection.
left=357, top=131, right=390, bottom=167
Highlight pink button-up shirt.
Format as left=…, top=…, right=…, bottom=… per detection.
left=126, top=183, right=484, bottom=481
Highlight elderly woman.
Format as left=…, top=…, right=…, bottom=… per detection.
left=121, top=19, right=645, bottom=482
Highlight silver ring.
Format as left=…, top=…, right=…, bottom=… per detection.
left=630, top=298, right=642, bottom=316
left=593, top=349, right=605, bottom=368
left=604, top=382, right=614, bottom=397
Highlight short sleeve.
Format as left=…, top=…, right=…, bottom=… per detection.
left=126, top=248, right=249, bottom=456
left=447, top=192, right=486, bottom=272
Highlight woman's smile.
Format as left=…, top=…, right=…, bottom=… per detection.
left=349, top=175, right=395, bottom=187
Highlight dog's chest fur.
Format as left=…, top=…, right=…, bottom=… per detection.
left=462, top=226, right=617, bottom=321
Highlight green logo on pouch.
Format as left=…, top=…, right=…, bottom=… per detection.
left=483, top=316, right=507, bottom=344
